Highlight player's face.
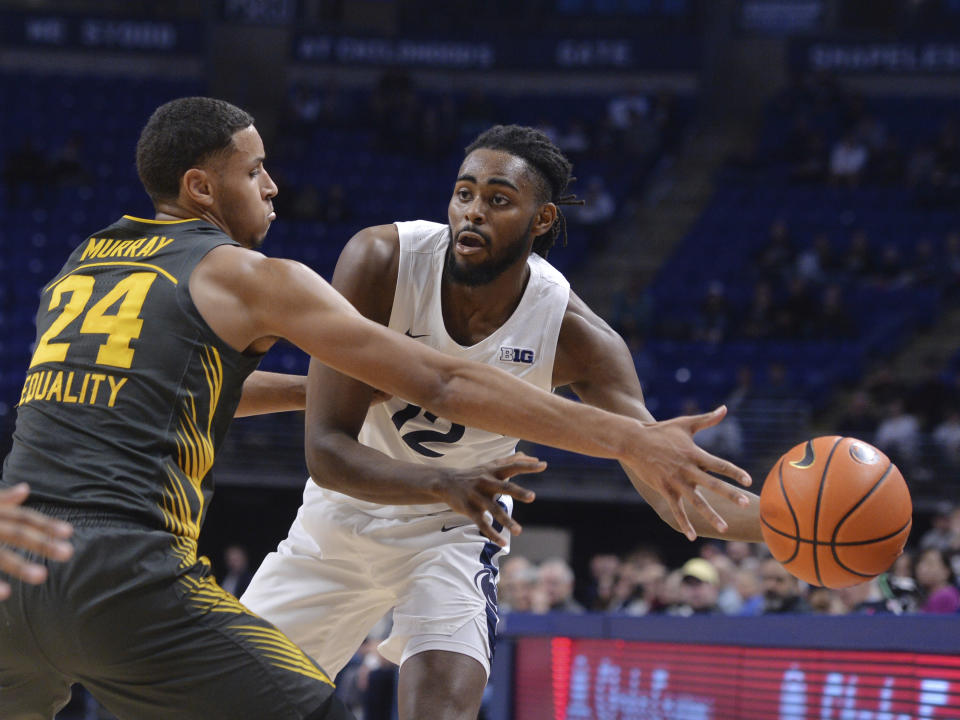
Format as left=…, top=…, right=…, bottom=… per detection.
left=445, top=148, right=544, bottom=286
left=210, top=125, right=278, bottom=249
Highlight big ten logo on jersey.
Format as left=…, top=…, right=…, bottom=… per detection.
left=391, top=403, right=466, bottom=458
left=499, top=346, right=535, bottom=364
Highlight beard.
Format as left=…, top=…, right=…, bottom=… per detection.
left=444, top=219, right=533, bottom=287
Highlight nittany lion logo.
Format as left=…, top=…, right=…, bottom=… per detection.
left=474, top=568, right=498, bottom=616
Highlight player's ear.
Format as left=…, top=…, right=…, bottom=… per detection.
left=182, top=168, right=215, bottom=208
left=532, top=202, right=558, bottom=238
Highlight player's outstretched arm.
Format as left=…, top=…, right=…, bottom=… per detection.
left=191, top=243, right=752, bottom=540
left=555, top=292, right=762, bottom=542
left=234, top=371, right=306, bottom=417
left=0, top=483, right=74, bottom=600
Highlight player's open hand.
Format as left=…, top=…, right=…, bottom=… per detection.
left=625, top=406, right=752, bottom=541
left=437, top=453, right=542, bottom=547
left=0, top=483, right=74, bottom=601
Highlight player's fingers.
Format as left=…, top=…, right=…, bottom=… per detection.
left=487, top=500, right=522, bottom=536
left=0, top=510, right=74, bottom=541
left=493, top=460, right=546, bottom=484
left=0, top=580, right=9, bottom=601
left=0, top=517, right=74, bottom=562
left=697, top=449, right=753, bottom=489
left=474, top=514, right=509, bottom=548
left=663, top=487, right=697, bottom=542
left=694, top=464, right=753, bottom=506
left=0, top=547, right=48, bottom=585
left=686, top=487, right=729, bottom=534
left=685, top=406, right=727, bottom=433
left=498, top=480, right=536, bottom=504
left=0, top=482, right=30, bottom=506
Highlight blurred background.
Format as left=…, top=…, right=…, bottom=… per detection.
left=0, top=0, right=958, bottom=718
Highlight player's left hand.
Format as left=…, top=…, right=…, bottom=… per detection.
left=434, top=453, right=543, bottom=547
left=623, top=406, right=752, bottom=541
left=0, top=483, right=74, bottom=601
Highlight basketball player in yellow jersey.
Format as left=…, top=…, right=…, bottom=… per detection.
left=1, top=98, right=750, bottom=719
left=242, top=125, right=766, bottom=720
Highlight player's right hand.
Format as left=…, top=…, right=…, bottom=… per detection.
left=435, top=453, right=543, bottom=547
left=0, top=483, right=74, bottom=601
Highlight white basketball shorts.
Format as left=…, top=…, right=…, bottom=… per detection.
left=240, top=485, right=512, bottom=678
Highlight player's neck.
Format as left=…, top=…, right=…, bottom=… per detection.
left=154, top=202, right=230, bottom=239
left=441, top=262, right=530, bottom=345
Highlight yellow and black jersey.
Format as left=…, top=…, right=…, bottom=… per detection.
left=2, top=216, right=261, bottom=538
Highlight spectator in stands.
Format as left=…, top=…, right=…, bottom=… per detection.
left=944, top=231, right=960, bottom=296
left=874, top=398, right=921, bottom=467
left=757, top=219, right=795, bottom=283
left=733, top=568, right=764, bottom=616
left=725, top=540, right=757, bottom=569
left=915, top=548, right=960, bottom=614
left=684, top=398, right=744, bottom=462
left=557, top=119, right=591, bottom=156
left=789, top=132, right=828, bottom=184
left=673, top=559, right=720, bottom=616
left=776, top=276, right=817, bottom=338
left=291, top=183, right=323, bottom=221
left=836, top=391, right=880, bottom=440
left=320, top=183, right=351, bottom=223
left=569, top=176, right=616, bottom=248
left=725, top=365, right=755, bottom=413
left=611, top=560, right=667, bottom=616
left=3, top=136, right=49, bottom=208
left=710, top=554, right=743, bottom=615
left=874, top=242, right=909, bottom=288
left=760, top=558, right=811, bottom=614
left=907, top=356, right=950, bottom=430
left=919, top=503, right=957, bottom=552
left=795, top=233, right=833, bottom=284
left=609, top=274, right=653, bottom=345
left=741, top=282, right=777, bottom=340
left=807, top=587, right=846, bottom=614
left=693, top=280, right=732, bottom=344
left=863, top=362, right=906, bottom=408
left=218, top=544, right=253, bottom=598
left=583, top=553, right=620, bottom=611
left=843, top=229, right=875, bottom=278
left=910, top=238, right=941, bottom=288
left=499, top=556, right=538, bottom=614
left=829, top=131, right=869, bottom=187
left=813, top=284, right=854, bottom=339
left=50, top=133, right=90, bottom=188
left=607, top=84, right=649, bottom=131
left=536, top=558, right=585, bottom=613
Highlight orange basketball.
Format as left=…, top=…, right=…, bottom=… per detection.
left=759, top=436, right=912, bottom=589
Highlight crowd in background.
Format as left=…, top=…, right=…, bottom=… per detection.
left=497, top=511, right=960, bottom=619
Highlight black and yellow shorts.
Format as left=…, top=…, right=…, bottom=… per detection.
left=0, top=513, right=353, bottom=720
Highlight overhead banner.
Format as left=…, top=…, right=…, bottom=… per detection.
left=791, top=38, right=960, bottom=73
left=292, top=33, right=700, bottom=72
left=0, top=12, right=204, bottom=54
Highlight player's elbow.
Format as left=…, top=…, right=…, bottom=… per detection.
left=304, top=430, right=352, bottom=490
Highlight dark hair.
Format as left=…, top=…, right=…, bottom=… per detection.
left=136, top=97, right=254, bottom=203
left=465, top=124, right=582, bottom=258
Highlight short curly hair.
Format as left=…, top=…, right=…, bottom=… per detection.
left=136, top=97, right=254, bottom=203
left=465, top=124, right=581, bottom=258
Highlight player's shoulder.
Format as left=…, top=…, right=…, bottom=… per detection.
left=338, top=223, right=401, bottom=279
left=559, top=290, right=627, bottom=355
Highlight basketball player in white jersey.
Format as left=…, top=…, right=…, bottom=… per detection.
left=242, top=125, right=764, bottom=719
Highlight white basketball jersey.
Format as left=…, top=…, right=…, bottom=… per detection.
left=308, top=219, right=570, bottom=517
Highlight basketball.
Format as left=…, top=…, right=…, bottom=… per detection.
left=759, top=436, right=912, bottom=589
